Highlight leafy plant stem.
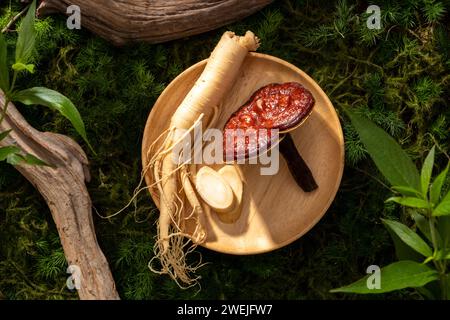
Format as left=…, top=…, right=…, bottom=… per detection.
left=429, top=216, right=438, bottom=259
left=0, top=71, right=17, bottom=126
left=442, top=241, right=448, bottom=300
left=443, top=273, right=448, bottom=300
left=10, top=70, right=18, bottom=92
left=428, top=213, right=448, bottom=299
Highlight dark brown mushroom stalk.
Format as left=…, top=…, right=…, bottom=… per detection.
left=223, top=82, right=318, bottom=192
left=279, top=133, right=318, bottom=192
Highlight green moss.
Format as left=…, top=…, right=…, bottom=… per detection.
left=0, top=0, right=449, bottom=299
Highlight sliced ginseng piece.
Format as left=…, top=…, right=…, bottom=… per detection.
left=195, top=166, right=235, bottom=214
left=217, top=165, right=244, bottom=224
left=223, top=82, right=318, bottom=192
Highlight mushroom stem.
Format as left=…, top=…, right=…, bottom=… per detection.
left=279, top=133, right=318, bottom=192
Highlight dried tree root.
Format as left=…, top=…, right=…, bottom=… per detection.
left=0, top=95, right=119, bottom=300
left=37, top=0, right=273, bottom=46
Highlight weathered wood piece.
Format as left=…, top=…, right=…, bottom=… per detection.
left=0, top=95, right=119, bottom=300
left=38, top=0, right=273, bottom=46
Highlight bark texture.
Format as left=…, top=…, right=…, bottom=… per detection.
left=0, top=95, right=119, bottom=300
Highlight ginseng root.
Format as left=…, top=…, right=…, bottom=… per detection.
left=145, top=31, right=259, bottom=287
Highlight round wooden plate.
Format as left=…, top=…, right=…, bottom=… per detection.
left=142, top=53, right=344, bottom=255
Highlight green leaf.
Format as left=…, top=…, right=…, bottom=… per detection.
left=421, top=146, right=435, bottom=196
left=392, top=186, right=423, bottom=198
left=386, top=226, right=423, bottom=262
left=434, top=202, right=450, bottom=216
left=13, top=87, right=93, bottom=151
left=433, top=190, right=450, bottom=216
left=411, top=211, right=432, bottom=242
left=330, top=261, right=439, bottom=294
left=423, top=256, right=433, bottom=264
left=22, top=153, right=50, bottom=166
left=0, top=129, right=12, bottom=142
left=15, top=0, right=36, bottom=64
left=430, top=163, right=449, bottom=205
left=345, top=109, right=420, bottom=190
left=0, top=145, right=20, bottom=161
left=434, top=250, right=450, bottom=260
left=386, top=197, right=430, bottom=209
left=6, top=152, right=22, bottom=165
left=12, top=62, right=35, bottom=74
left=0, top=33, right=9, bottom=92
left=382, top=219, right=433, bottom=257
left=0, top=147, right=49, bottom=166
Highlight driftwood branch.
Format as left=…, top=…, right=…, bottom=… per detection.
left=0, top=94, right=119, bottom=300
left=37, top=0, right=273, bottom=46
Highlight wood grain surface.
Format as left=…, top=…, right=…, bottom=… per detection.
left=0, top=94, right=119, bottom=299
left=38, top=0, right=273, bottom=46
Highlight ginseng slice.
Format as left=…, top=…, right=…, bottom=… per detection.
left=217, top=165, right=244, bottom=223
left=195, top=166, right=235, bottom=213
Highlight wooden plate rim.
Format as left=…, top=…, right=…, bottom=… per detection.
left=141, top=52, right=345, bottom=255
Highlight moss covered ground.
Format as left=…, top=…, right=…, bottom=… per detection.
left=0, top=0, right=449, bottom=299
